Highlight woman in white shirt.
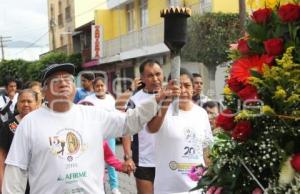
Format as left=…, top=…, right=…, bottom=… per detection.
left=147, top=68, right=213, bottom=194
left=82, top=77, right=121, bottom=194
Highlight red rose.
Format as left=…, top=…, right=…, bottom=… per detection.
left=237, top=85, right=258, bottom=101
left=237, top=39, right=250, bottom=54
left=206, top=186, right=217, bottom=194
left=251, top=8, right=272, bottom=24
left=278, top=3, right=300, bottom=22
left=264, top=38, right=284, bottom=56
left=232, top=121, right=252, bottom=141
left=214, top=187, right=223, bottom=194
left=216, top=109, right=235, bottom=131
left=252, top=187, right=263, bottom=194
left=291, top=153, right=300, bottom=172
left=227, top=77, right=244, bottom=93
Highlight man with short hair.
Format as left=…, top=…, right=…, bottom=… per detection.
left=73, top=72, right=94, bottom=103
left=192, top=73, right=209, bottom=106
left=123, top=59, right=164, bottom=194
left=2, top=63, right=179, bottom=194
left=0, top=77, right=19, bottom=123
left=202, top=101, right=220, bottom=130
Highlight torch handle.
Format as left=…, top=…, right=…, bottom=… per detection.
left=171, top=54, right=180, bottom=116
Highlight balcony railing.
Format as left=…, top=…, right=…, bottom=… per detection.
left=102, top=22, right=164, bottom=58
left=107, top=0, right=133, bottom=9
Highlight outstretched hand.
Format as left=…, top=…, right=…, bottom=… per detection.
left=155, top=80, right=180, bottom=105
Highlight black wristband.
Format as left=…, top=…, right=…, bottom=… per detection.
left=124, top=155, right=132, bottom=161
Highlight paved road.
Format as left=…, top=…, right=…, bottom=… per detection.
left=104, top=144, right=137, bottom=194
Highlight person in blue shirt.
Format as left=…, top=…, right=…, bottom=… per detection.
left=74, top=72, right=95, bottom=103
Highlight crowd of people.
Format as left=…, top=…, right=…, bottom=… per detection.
left=0, top=60, right=221, bottom=194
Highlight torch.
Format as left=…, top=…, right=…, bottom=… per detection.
left=161, top=7, right=191, bottom=115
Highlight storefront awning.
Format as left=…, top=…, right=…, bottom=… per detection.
left=81, top=59, right=99, bottom=68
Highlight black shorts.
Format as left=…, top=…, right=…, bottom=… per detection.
left=134, top=166, right=155, bottom=182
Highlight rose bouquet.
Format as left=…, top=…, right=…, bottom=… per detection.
left=191, top=0, right=300, bottom=193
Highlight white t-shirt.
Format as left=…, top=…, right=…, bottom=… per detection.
left=0, top=93, right=18, bottom=122
left=82, top=93, right=116, bottom=112
left=6, top=97, right=159, bottom=194
left=154, top=104, right=213, bottom=194
left=129, top=90, right=156, bottom=167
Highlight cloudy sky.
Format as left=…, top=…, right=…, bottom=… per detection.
left=0, top=0, right=49, bottom=60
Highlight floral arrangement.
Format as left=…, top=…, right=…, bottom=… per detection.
left=190, top=0, right=300, bottom=193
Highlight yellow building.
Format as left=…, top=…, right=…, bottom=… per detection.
left=74, top=0, right=107, bottom=29
left=92, top=0, right=240, bottom=94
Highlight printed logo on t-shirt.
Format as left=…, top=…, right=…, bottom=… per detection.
left=8, top=121, right=18, bottom=133
left=182, top=128, right=201, bottom=160
left=62, top=186, right=85, bottom=194
left=57, top=170, right=87, bottom=182
left=49, top=128, right=87, bottom=162
left=169, top=161, right=197, bottom=175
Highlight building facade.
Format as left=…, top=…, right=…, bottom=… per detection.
left=47, top=0, right=75, bottom=54
left=47, top=0, right=241, bottom=98
left=92, top=0, right=240, bottom=96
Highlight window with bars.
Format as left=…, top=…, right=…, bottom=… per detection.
left=140, top=0, right=148, bottom=28
left=126, top=3, right=134, bottom=32
left=58, top=13, right=64, bottom=27
left=65, top=6, right=71, bottom=22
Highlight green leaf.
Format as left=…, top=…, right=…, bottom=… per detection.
left=292, top=26, right=300, bottom=42
left=246, top=22, right=268, bottom=41
left=250, top=69, right=263, bottom=79
left=247, top=40, right=265, bottom=54
left=273, top=24, right=288, bottom=37
left=197, top=175, right=217, bottom=188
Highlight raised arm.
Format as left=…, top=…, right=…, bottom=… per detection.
left=147, top=98, right=171, bottom=133
left=102, top=81, right=180, bottom=138
left=147, top=81, right=178, bottom=133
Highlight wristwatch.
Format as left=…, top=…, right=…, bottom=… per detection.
left=124, top=154, right=132, bottom=161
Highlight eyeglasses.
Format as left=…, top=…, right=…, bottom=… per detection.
left=46, top=75, right=75, bottom=85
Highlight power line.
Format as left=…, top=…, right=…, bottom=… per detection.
left=0, top=36, right=12, bottom=61
left=14, top=31, right=49, bottom=56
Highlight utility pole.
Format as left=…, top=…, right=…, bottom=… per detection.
left=239, top=0, right=246, bottom=33
left=0, top=36, right=12, bottom=61
left=50, top=18, right=56, bottom=50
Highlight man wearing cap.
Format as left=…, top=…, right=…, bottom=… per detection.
left=2, top=63, right=180, bottom=194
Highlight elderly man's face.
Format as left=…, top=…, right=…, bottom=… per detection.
left=44, top=71, right=76, bottom=104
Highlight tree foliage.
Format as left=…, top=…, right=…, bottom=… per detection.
left=0, top=52, right=82, bottom=86
left=182, top=12, right=242, bottom=66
